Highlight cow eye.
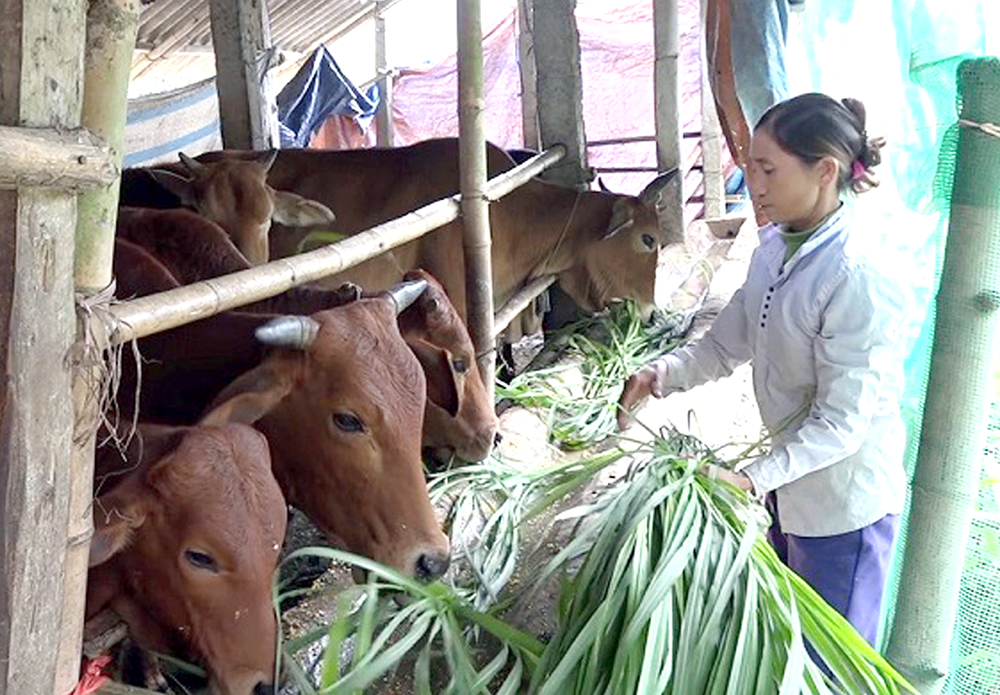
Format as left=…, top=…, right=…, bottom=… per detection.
left=332, top=412, right=365, bottom=433
left=452, top=358, right=468, bottom=374
left=641, top=233, right=656, bottom=250
left=184, top=550, right=219, bottom=573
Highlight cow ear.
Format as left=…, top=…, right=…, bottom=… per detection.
left=409, top=340, right=460, bottom=417
left=90, top=489, right=147, bottom=567
left=270, top=190, right=337, bottom=228
left=147, top=168, right=197, bottom=208
left=605, top=199, right=635, bottom=239
left=200, top=362, right=296, bottom=427
left=637, top=168, right=679, bottom=213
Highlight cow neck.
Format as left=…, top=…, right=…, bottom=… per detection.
left=533, top=189, right=584, bottom=276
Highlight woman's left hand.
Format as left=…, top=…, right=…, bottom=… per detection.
left=701, top=463, right=754, bottom=492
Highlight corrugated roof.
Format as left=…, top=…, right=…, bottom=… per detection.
left=130, top=0, right=402, bottom=97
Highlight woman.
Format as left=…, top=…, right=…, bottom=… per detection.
left=618, top=92, right=910, bottom=647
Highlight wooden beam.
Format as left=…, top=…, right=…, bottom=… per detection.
left=653, top=0, right=684, bottom=238
left=208, top=0, right=277, bottom=150
left=0, top=1, right=87, bottom=693
left=0, top=126, right=117, bottom=190
left=532, top=0, right=588, bottom=188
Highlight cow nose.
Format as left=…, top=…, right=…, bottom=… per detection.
left=253, top=682, right=276, bottom=695
left=415, top=552, right=450, bottom=582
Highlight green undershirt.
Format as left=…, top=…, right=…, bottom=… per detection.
left=780, top=204, right=842, bottom=262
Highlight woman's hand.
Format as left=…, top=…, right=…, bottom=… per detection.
left=701, top=463, right=755, bottom=493
left=617, top=365, right=660, bottom=431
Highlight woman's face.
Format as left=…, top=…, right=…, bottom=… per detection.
left=747, top=127, right=838, bottom=231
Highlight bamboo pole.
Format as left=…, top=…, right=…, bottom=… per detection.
left=653, top=0, right=684, bottom=239
left=885, top=57, right=1000, bottom=695
left=106, top=144, right=565, bottom=344
left=374, top=1, right=394, bottom=146
left=492, top=274, right=556, bottom=339
left=457, top=0, right=495, bottom=401
left=0, top=126, right=116, bottom=190
left=60, top=1, right=139, bottom=693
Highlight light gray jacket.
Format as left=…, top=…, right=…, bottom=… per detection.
left=651, top=205, right=910, bottom=536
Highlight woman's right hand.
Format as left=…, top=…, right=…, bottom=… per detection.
left=616, top=364, right=661, bottom=431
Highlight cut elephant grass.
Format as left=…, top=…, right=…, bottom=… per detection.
left=498, top=300, right=689, bottom=450
left=528, top=433, right=915, bottom=695
left=277, top=430, right=915, bottom=695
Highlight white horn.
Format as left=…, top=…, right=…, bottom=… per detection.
left=255, top=316, right=320, bottom=350
left=386, top=279, right=428, bottom=316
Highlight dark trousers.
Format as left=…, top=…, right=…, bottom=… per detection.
left=766, top=493, right=900, bottom=647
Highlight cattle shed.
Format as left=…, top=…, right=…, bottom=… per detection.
left=0, top=1, right=690, bottom=691
left=1, top=0, right=998, bottom=694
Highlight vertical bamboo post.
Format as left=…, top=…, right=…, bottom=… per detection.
left=653, top=0, right=684, bottom=238
left=885, top=57, right=1000, bottom=695
left=457, top=0, right=495, bottom=401
left=59, top=1, right=139, bottom=692
left=375, top=1, right=393, bottom=146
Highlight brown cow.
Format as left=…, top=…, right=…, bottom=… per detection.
left=112, top=243, right=451, bottom=580
left=114, top=208, right=498, bottom=462
left=128, top=150, right=336, bottom=264
left=89, top=407, right=286, bottom=695
left=124, top=139, right=677, bottom=323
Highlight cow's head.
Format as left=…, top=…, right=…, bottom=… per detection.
left=397, top=269, right=499, bottom=462
left=560, top=169, right=681, bottom=320
left=148, top=150, right=335, bottom=265
left=89, top=412, right=286, bottom=695
left=207, top=280, right=451, bottom=582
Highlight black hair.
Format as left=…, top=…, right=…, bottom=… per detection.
left=755, top=92, right=885, bottom=194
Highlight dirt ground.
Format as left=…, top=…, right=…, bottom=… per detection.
left=280, top=213, right=765, bottom=690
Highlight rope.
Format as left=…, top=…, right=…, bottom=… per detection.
left=959, top=118, right=1000, bottom=139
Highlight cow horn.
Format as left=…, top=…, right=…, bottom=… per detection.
left=178, top=151, right=206, bottom=177
left=255, top=316, right=320, bottom=350
left=257, top=148, right=279, bottom=171
left=386, top=279, right=428, bottom=316
left=637, top=167, right=679, bottom=209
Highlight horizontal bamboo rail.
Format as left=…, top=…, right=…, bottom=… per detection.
left=492, top=274, right=557, bottom=339
left=0, top=125, right=117, bottom=190
left=106, top=144, right=566, bottom=343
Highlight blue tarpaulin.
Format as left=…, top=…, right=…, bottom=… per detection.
left=276, top=45, right=380, bottom=148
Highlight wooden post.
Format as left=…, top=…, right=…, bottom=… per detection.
left=531, top=0, right=588, bottom=188
left=653, top=0, right=684, bottom=238
left=885, top=58, right=1000, bottom=695
left=0, top=1, right=87, bottom=693
left=375, top=1, right=394, bottom=147
left=457, top=0, right=495, bottom=401
left=208, top=0, right=277, bottom=150
left=516, top=0, right=539, bottom=150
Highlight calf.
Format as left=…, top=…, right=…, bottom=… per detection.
left=90, top=404, right=286, bottom=695
left=121, top=150, right=336, bottom=264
